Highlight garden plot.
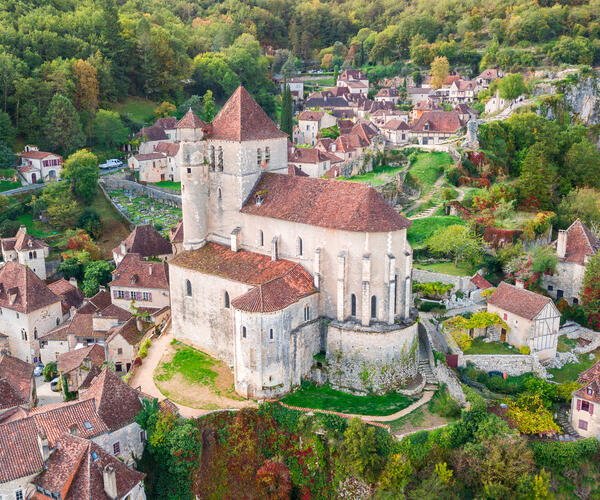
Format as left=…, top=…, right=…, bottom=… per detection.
left=108, top=189, right=181, bottom=235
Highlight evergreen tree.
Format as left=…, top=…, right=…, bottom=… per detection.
left=582, top=253, right=600, bottom=331
left=44, top=95, right=85, bottom=155
left=280, top=83, right=293, bottom=137
left=0, top=141, right=15, bottom=169
left=518, top=144, right=556, bottom=210
left=333, top=64, right=340, bottom=84
left=202, top=90, right=216, bottom=122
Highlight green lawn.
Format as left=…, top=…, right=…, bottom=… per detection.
left=339, top=165, right=403, bottom=186
left=155, top=343, right=219, bottom=387
left=463, top=338, right=520, bottom=355
left=153, top=181, right=181, bottom=190
left=0, top=180, right=22, bottom=192
left=547, top=348, right=600, bottom=384
left=280, top=383, right=415, bottom=416
left=414, top=261, right=476, bottom=277
left=407, top=152, right=453, bottom=192
left=15, top=213, right=56, bottom=239
left=110, top=97, right=159, bottom=124
left=407, top=216, right=466, bottom=249
left=557, top=336, right=579, bottom=353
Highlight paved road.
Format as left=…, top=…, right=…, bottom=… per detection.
left=35, top=375, right=62, bottom=407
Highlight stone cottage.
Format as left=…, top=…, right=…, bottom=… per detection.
left=571, top=361, right=600, bottom=438
left=1, top=226, right=50, bottom=280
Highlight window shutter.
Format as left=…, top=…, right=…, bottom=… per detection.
left=590, top=403, right=594, bottom=415
left=577, top=399, right=581, bottom=410
left=124, top=291, right=130, bottom=300
left=113, top=290, right=118, bottom=298
left=148, top=292, right=152, bottom=301
left=137, top=291, right=142, bottom=301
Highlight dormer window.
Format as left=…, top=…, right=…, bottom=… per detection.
left=255, top=190, right=267, bottom=206
left=424, top=121, right=430, bottom=131
left=257, top=148, right=262, bottom=167
left=588, top=387, right=594, bottom=396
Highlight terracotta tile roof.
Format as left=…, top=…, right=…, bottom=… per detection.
left=154, top=141, right=180, bottom=156
left=381, top=118, right=410, bottom=131
left=487, top=282, right=553, bottom=320
left=351, top=122, right=378, bottom=143
left=414, top=99, right=441, bottom=111
left=322, top=151, right=343, bottom=164
left=87, top=289, right=112, bottom=311
left=109, top=253, right=169, bottom=290
left=80, top=368, right=142, bottom=431
left=470, top=273, right=492, bottom=290
left=113, top=224, right=172, bottom=259
left=154, top=117, right=178, bottom=130
left=95, top=303, right=132, bottom=322
left=330, top=86, right=350, bottom=97
left=578, top=361, right=600, bottom=385
left=479, top=69, right=501, bottom=80
left=411, top=111, right=463, bottom=134
left=289, top=148, right=329, bottom=164
left=331, top=109, right=354, bottom=119
left=0, top=416, right=44, bottom=482
left=137, top=125, right=168, bottom=141
left=176, top=108, right=209, bottom=130
left=48, top=279, right=85, bottom=315
left=338, top=69, right=367, bottom=81
left=337, top=119, right=354, bottom=135
left=0, top=261, right=60, bottom=313
left=334, top=133, right=368, bottom=152
left=573, top=379, right=600, bottom=404
left=241, top=172, right=411, bottom=232
left=0, top=354, right=33, bottom=409
left=562, top=219, right=599, bottom=265
left=20, top=151, right=58, bottom=160
left=316, top=138, right=334, bottom=152
left=347, top=81, right=368, bottom=88
left=33, top=434, right=145, bottom=500
left=1, top=226, right=48, bottom=252
left=57, top=344, right=105, bottom=375
left=106, top=317, right=144, bottom=346
left=133, top=152, right=165, bottom=161
left=231, top=264, right=316, bottom=313
left=407, top=87, right=431, bottom=95
left=169, top=219, right=184, bottom=244
left=454, top=103, right=478, bottom=114
left=375, top=88, right=398, bottom=97
left=0, top=405, right=28, bottom=424
left=298, top=111, right=324, bottom=121
left=210, top=86, right=288, bottom=141
left=288, top=165, right=310, bottom=177
left=453, top=79, right=478, bottom=91
left=305, top=92, right=349, bottom=109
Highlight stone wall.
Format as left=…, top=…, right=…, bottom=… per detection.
left=460, top=353, right=547, bottom=378
left=413, top=268, right=474, bottom=292
left=100, top=177, right=182, bottom=207
left=326, top=320, right=419, bottom=395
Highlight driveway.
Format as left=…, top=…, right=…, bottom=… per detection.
left=35, top=376, right=62, bottom=407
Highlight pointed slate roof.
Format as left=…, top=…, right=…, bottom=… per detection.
left=241, top=172, right=411, bottom=232
left=0, top=261, right=60, bottom=313
left=176, top=108, right=208, bottom=129
left=210, top=86, right=288, bottom=141
left=561, top=219, right=600, bottom=265
left=113, top=224, right=172, bottom=259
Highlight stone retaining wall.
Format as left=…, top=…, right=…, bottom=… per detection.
left=413, top=268, right=473, bottom=291
left=100, top=177, right=182, bottom=207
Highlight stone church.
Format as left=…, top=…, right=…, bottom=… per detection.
left=169, top=87, right=418, bottom=398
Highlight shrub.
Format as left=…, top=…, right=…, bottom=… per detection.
left=418, top=301, right=446, bottom=313
left=530, top=438, right=600, bottom=470
left=519, top=346, right=530, bottom=355
left=413, top=281, right=453, bottom=299
left=507, top=394, right=560, bottom=435
left=138, top=338, right=152, bottom=359
left=42, top=362, right=58, bottom=382
left=429, top=385, right=461, bottom=418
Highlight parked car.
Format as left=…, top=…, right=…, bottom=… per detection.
left=33, top=363, right=44, bottom=377
left=50, top=377, right=60, bottom=392
left=100, top=158, right=123, bottom=170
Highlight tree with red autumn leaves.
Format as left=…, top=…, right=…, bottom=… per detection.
left=256, top=460, right=292, bottom=500
left=582, top=253, right=600, bottom=330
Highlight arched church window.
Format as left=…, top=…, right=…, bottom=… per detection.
left=297, top=237, right=303, bottom=256
left=185, top=280, right=192, bottom=297
left=269, top=329, right=274, bottom=340
left=259, top=230, right=264, bottom=247
left=371, top=296, right=377, bottom=319
left=217, top=187, right=222, bottom=200
left=351, top=294, right=357, bottom=317
left=217, top=147, right=223, bottom=171
left=304, top=304, right=310, bottom=321
left=224, top=291, right=230, bottom=308
left=242, top=326, right=247, bottom=338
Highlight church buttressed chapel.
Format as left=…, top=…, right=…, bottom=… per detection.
left=169, top=86, right=418, bottom=398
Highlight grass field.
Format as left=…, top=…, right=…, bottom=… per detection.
left=15, top=213, right=56, bottom=239
left=280, top=383, right=415, bottom=416
left=153, top=181, right=181, bottom=190
left=339, top=165, right=403, bottom=186
left=557, top=336, right=579, bottom=353
left=0, top=180, right=21, bottom=192
left=407, top=216, right=466, bottom=249
left=155, top=343, right=219, bottom=386
left=463, top=338, right=520, bottom=355
left=110, top=97, right=158, bottom=124
left=414, top=261, right=476, bottom=276
left=547, top=348, right=600, bottom=384
left=407, top=152, right=453, bottom=192
left=89, top=188, right=131, bottom=257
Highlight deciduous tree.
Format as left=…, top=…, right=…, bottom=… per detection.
left=62, top=149, right=99, bottom=203
left=430, top=56, right=450, bottom=89
left=44, top=95, right=85, bottom=155
left=93, top=110, right=128, bottom=149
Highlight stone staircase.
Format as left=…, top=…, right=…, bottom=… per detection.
left=418, top=333, right=438, bottom=388
left=556, top=407, right=580, bottom=441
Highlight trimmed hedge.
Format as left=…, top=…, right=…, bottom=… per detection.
left=530, top=438, right=599, bottom=470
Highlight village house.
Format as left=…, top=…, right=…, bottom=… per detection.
left=105, top=317, right=146, bottom=374
left=17, top=146, right=62, bottom=185
left=0, top=262, right=63, bottom=363
left=129, top=142, right=181, bottom=183
left=136, top=117, right=178, bottom=154
left=169, top=220, right=184, bottom=256
left=485, top=89, right=510, bottom=115
left=370, top=108, right=408, bottom=128
left=570, top=361, right=600, bottom=438
left=380, top=119, right=411, bottom=146
left=168, top=86, right=415, bottom=399
left=281, top=77, right=304, bottom=102
left=57, top=343, right=106, bottom=393
left=47, top=277, right=85, bottom=322
left=304, top=90, right=350, bottom=111
left=295, top=110, right=337, bottom=145
left=0, top=353, right=35, bottom=411
left=421, top=74, right=461, bottom=89
left=410, top=98, right=441, bottom=121
left=542, top=219, right=599, bottom=304
left=1, top=225, right=50, bottom=280
left=486, top=281, right=560, bottom=361
left=406, top=87, right=432, bottom=105
left=453, top=103, right=479, bottom=123
left=0, top=369, right=149, bottom=499
left=409, top=111, right=463, bottom=145
left=374, top=87, right=399, bottom=105
left=109, top=253, right=170, bottom=313
left=113, top=224, right=172, bottom=265
left=476, top=68, right=504, bottom=88
left=288, top=147, right=332, bottom=177
left=448, top=79, right=478, bottom=103
left=336, top=69, right=369, bottom=94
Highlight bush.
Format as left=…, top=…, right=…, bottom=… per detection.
left=418, top=301, right=446, bottom=313
left=413, top=281, right=453, bottom=299
left=530, top=438, right=600, bottom=470
left=519, top=346, right=530, bottom=355
left=138, top=338, right=152, bottom=359
left=42, top=362, right=58, bottom=382
left=429, top=385, right=461, bottom=418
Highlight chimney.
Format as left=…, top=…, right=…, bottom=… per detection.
left=103, top=465, right=118, bottom=499
left=515, top=279, right=524, bottom=289
left=148, top=264, right=153, bottom=276
left=37, top=432, right=52, bottom=461
left=69, top=424, right=79, bottom=436
left=557, top=230, right=567, bottom=259
left=69, top=277, right=78, bottom=288
left=19, top=225, right=27, bottom=234
left=230, top=227, right=241, bottom=253
left=271, top=236, right=279, bottom=262
left=99, top=286, right=106, bottom=292
left=136, top=318, right=144, bottom=331
left=120, top=242, right=127, bottom=256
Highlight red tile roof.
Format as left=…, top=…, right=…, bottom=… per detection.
left=334, top=133, right=368, bottom=152
left=351, top=122, right=378, bottom=143
left=154, top=117, right=178, bottom=130
left=210, top=86, right=288, bottom=141
left=109, top=253, right=169, bottom=290
left=479, top=69, right=501, bottom=80
left=106, top=317, right=144, bottom=347
left=487, top=282, right=554, bottom=320
left=20, top=151, right=58, bottom=160
left=0, top=261, right=60, bottom=313
left=136, top=125, right=168, bottom=141
left=154, top=141, right=180, bottom=156
left=32, top=434, right=145, bottom=500
left=95, top=303, right=132, bottom=322
left=288, top=165, right=310, bottom=177
left=169, top=219, right=184, bottom=244
left=176, top=108, right=209, bottom=130
left=113, top=224, right=172, bottom=259
left=0, top=354, right=33, bottom=409
left=453, top=79, right=477, bottom=91
left=289, top=148, right=329, bottom=164
left=241, top=172, right=411, bottom=232
left=573, top=378, right=600, bottom=404
left=231, top=264, right=315, bottom=313
left=338, top=69, right=367, bottom=81
left=80, top=368, right=143, bottom=431
left=1, top=226, right=48, bottom=252
left=298, top=111, right=324, bottom=121
left=470, top=273, right=492, bottom=290
left=0, top=416, right=44, bottom=482
left=375, top=88, right=398, bottom=97
left=578, top=361, right=600, bottom=385
left=380, top=119, right=410, bottom=131
left=133, top=152, right=165, bottom=161
left=57, top=344, right=105, bottom=375
left=411, top=111, right=463, bottom=134
left=562, top=219, right=599, bottom=265
left=48, top=279, right=85, bottom=315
